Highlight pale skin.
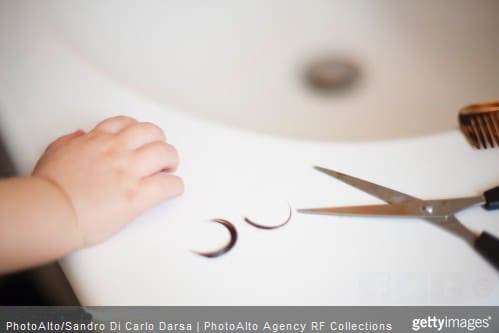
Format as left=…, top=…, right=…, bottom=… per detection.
left=0, top=116, right=184, bottom=274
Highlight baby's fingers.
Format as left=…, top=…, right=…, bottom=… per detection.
left=94, top=115, right=137, bottom=134
left=132, top=142, right=179, bottom=176
left=118, top=122, right=166, bottom=149
left=136, top=174, right=184, bottom=211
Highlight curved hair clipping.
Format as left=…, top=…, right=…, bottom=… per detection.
left=243, top=204, right=293, bottom=230
left=192, top=218, right=238, bottom=258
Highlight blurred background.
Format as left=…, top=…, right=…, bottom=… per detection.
left=1, top=1, right=499, bottom=143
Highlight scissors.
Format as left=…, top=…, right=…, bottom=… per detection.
left=298, top=166, right=499, bottom=271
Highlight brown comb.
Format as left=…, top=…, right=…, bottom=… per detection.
left=459, top=101, right=499, bottom=149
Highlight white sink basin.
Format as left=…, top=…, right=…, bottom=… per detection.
left=0, top=1, right=498, bottom=306
left=3, top=1, right=499, bottom=141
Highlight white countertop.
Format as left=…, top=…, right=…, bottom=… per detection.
left=0, top=8, right=498, bottom=305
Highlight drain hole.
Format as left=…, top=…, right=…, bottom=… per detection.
left=304, top=57, right=361, bottom=94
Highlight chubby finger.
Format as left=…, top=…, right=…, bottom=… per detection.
left=135, top=174, right=184, bottom=211
left=118, top=122, right=166, bottom=149
left=131, top=141, right=179, bottom=176
left=45, top=129, right=85, bottom=151
left=94, top=115, right=138, bottom=134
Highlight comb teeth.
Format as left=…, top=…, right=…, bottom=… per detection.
left=459, top=101, right=499, bottom=149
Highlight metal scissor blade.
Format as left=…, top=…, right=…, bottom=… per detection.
left=298, top=203, right=437, bottom=218
left=314, top=166, right=420, bottom=205
left=425, top=215, right=476, bottom=245
left=423, top=196, right=484, bottom=216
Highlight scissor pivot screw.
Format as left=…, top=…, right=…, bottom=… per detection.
left=422, top=204, right=434, bottom=214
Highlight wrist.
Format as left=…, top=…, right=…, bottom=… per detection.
left=29, top=175, right=84, bottom=252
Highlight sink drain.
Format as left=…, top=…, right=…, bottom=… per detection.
left=304, top=57, right=360, bottom=93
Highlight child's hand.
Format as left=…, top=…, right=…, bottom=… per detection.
left=32, top=116, right=183, bottom=247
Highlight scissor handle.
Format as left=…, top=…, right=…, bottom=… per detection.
left=474, top=232, right=499, bottom=271
left=484, top=185, right=499, bottom=210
